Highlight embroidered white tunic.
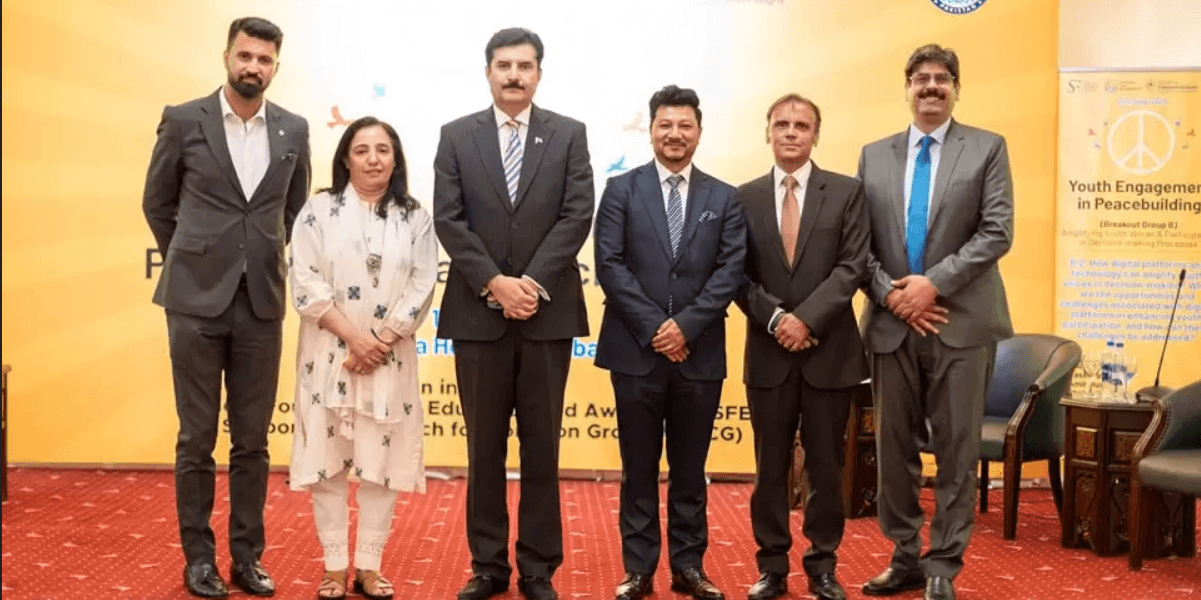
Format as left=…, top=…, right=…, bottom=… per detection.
left=288, top=188, right=437, bottom=493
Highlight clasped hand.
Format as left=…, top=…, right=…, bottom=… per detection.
left=345, top=331, right=391, bottom=375
left=775, top=313, right=819, bottom=352
left=887, top=275, right=949, bottom=336
left=652, top=318, right=688, bottom=363
left=487, top=275, right=539, bottom=320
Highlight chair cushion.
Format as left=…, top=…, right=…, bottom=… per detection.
left=1139, top=450, right=1201, bottom=496
left=980, top=417, right=1008, bottom=460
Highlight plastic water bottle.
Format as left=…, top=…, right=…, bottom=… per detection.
left=1114, top=340, right=1128, bottom=401
left=1100, top=339, right=1115, bottom=401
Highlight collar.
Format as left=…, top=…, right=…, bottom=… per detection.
left=908, top=118, right=951, bottom=148
left=494, top=104, right=532, bottom=129
left=654, top=159, right=693, bottom=185
left=773, top=160, right=813, bottom=191
left=219, top=86, right=267, bottom=123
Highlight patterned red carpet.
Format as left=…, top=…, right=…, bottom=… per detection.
left=1, top=468, right=1197, bottom=600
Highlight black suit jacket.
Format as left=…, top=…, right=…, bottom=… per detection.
left=433, top=105, right=594, bottom=342
left=594, top=162, right=747, bottom=380
left=736, top=165, right=870, bottom=389
left=143, top=89, right=311, bottom=320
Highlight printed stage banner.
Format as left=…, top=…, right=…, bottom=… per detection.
left=1057, top=72, right=1201, bottom=398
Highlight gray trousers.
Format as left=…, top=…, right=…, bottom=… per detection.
left=871, top=331, right=994, bottom=580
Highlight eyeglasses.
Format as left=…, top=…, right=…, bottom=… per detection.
left=908, top=73, right=955, bottom=86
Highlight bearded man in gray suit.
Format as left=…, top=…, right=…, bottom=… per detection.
left=143, top=16, right=311, bottom=599
left=857, top=44, right=1013, bottom=600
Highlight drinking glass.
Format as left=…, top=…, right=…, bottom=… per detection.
left=1123, top=355, right=1138, bottom=402
left=1080, top=352, right=1101, bottom=400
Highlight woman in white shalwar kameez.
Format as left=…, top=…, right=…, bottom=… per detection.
left=288, top=117, right=437, bottom=600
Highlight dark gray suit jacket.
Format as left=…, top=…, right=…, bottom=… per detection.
left=433, top=105, right=594, bottom=342
left=857, top=120, right=1014, bottom=353
left=736, top=165, right=870, bottom=390
left=594, top=162, right=747, bottom=380
left=143, top=89, right=311, bottom=320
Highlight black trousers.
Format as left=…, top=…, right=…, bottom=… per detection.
left=611, top=359, right=723, bottom=575
left=166, top=281, right=282, bottom=566
left=747, top=367, right=852, bottom=577
left=454, top=330, right=572, bottom=581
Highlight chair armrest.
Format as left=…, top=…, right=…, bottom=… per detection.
left=1157, top=389, right=1201, bottom=451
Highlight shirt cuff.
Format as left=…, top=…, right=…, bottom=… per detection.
left=768, top=308, right=785, bottom=334
left=522, top=275, right=551, bottom=301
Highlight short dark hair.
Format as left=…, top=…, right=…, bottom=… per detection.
left=227, top=17, right=284, bottom=53
left=765, top=93, right=822, bottom=136
left=485, top=28, right=544, bottom=66
left=649, top=85, right=702, bottom=126
left=321, top=117, right=420, bottom=220
left=905, top=43, right=960, bottom=87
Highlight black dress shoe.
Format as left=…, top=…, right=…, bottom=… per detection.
left=230, top=561, right=274, bottom=596
left=457, top=574, right=509, bottom=600
left=924, top=577, right=955, bottom=600
left=862, top=567, right=925, bottom=596
left=808, top=573, right=846, bottom=600
left=670, top=566, right=725, bottom=600
left=747, top=572, right=787, bottom=600
left=518, top=576, right=558, bottom=600
left=183, top=563, right=229, bottom=598
left=615, top=573, right=654, bottom=600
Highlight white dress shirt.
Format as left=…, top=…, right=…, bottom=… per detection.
left=494, top=104, right=532, bottom=158
left=902, top=118, right=951, bottom=226
left=654, top=159, right=693, bottom=216
left=773, top=160, right=813, bottom=229
left=218, top=87, right=270, bottom=201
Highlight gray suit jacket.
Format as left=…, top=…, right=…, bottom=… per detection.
left=857, top=120, right=1014, bottom=353
left=143, top=89, right=311, bottom=320
left=736, top=165, right=870, bottom=389
left=433, top=105, right=594, bottom=341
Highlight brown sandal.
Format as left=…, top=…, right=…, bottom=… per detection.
left=316, top=569, right=348, bottom=599
left=354, top=569, right=394, bottom=600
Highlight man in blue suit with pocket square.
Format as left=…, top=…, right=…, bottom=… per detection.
left=594, top=85, right=746, bottom=600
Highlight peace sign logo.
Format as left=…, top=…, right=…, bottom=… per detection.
left=1106, top=109, right=1175, bottom=175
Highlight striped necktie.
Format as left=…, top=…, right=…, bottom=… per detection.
left=666, top=174, right=684, bottom=257
left=503, top=120, right=522, bottom=204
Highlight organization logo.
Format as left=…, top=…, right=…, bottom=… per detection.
left=1066, top=78, right=1099, bottom=93
left=1106, top=110, right=1175, bottom=175
left=930, top=0, right=987, bottom=14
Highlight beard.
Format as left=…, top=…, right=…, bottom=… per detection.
left=228, top=73, right=266, bottom=99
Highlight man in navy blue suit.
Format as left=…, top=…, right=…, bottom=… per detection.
left=594, top=85, right=747, bottom=600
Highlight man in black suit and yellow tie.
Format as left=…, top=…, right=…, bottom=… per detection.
left=433, top=27, right=594, bottom=600
left=735, top=95, right=870, bottom=600
left=858, top=44, right=1013, bottom=600
left=143, top=16, right=311, bottom=599
left=594, top=85, right=746, bottom=600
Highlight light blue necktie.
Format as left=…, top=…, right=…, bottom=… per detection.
left=502, top=120, right=522, bottom=204
left=907, top=136, right=934, bottom=274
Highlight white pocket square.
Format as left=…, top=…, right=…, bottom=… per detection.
left=699, top=210, right=718, bottom=222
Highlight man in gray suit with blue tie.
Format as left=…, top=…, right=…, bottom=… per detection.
left=594, top=85, right=746, bottom=600
left=144, top=17, right=311, bottom=599
left=857, top=44, right=1014, bottom=600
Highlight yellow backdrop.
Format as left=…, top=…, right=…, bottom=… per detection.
left=2, top=0, right=1058, bottom=471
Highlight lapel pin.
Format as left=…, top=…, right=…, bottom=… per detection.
left=278, top=129, right=285, bottom=137
left=534, top=137, right=543, bottom=145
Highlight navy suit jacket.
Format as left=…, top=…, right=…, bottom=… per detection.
left=593, top=161, right=747, bottom=380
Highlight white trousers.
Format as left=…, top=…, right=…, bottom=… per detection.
left=309, top=471, right=398, bottom=571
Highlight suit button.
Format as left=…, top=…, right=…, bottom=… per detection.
left=238, top=243, right=245, bottom=249
left=672, top=274, right=678, bottom=279
left=511, top=223, right=519, bottom=230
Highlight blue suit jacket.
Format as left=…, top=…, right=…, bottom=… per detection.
left=593, top=161, right=747, bottom=380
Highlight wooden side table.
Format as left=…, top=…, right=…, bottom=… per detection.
left=1061, top=397, right=1191, bottom=556
left=790, top=382, right=877, bottom=518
